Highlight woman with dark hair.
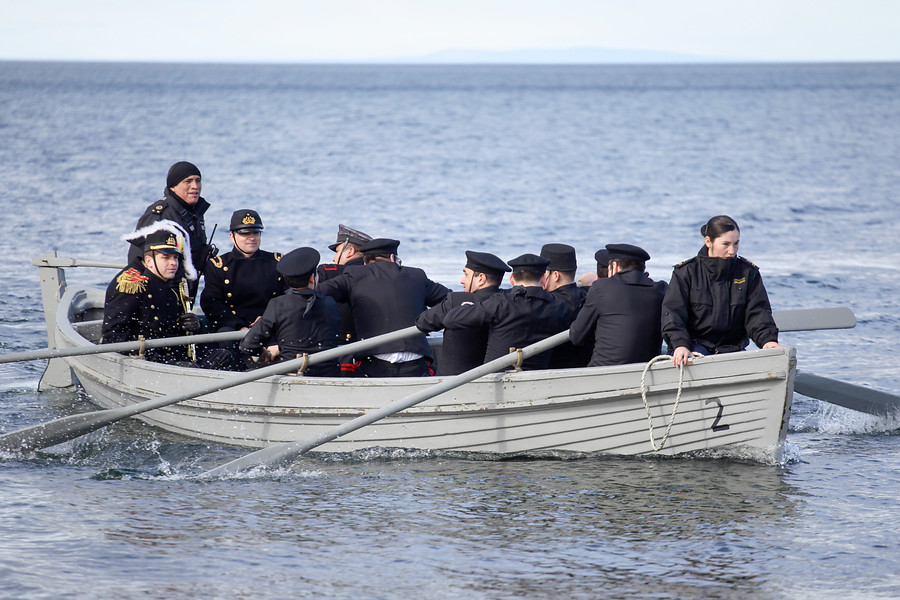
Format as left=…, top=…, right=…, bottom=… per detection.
left=661, top=215, right=780, bottom=366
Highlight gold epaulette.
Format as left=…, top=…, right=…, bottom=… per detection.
left=210, top=256, right=224, bottom=269
left=115, top=268, right=149, bottom=294
left=275, top=252, right=282, bottom=261
left=150, top=203, right=165, bottom=215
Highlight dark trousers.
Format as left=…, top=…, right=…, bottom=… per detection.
left=359, top=356, right=433, bottom=378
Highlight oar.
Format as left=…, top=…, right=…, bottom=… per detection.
left=0, top=306, right=848, bottom=366
left=0, top=326, right=423, bottom=453
left=0, top=330, right=247, bottom=364
left=772, top=307, right=856, bottom=332
left=794, top=372, right=900, bottom=417
left=200, top=330, right=572, bottom=478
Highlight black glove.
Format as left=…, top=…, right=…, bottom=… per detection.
left=177, top=312, right=201, bottom=333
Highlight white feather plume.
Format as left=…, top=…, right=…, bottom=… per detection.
left=122, top=219, right=198, bottom=281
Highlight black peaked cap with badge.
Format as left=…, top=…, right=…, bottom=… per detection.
left=328, top=224, right=373, bottom=252
left=230, top=209, right=264, bottom=233
left=277, top=247, right=321, bottom=280
left=465, top=251, right=511, bottom=279
left=540, top=243, right=577, bottom=271
left=606, top=243, right=651, bottom=262
left=360, top=238, right=400, bottom=256
left=508, top=253, right=551, bottom=273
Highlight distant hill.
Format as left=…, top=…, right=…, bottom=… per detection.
left=390, top=47, right=737, bottom=65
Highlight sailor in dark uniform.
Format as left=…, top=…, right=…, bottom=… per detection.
left=661, top=215, right=779, bottom=366
left=317, top=224, right=373, bottom=285
left=102, top=223, right=203, bottom=366
left=570, top=243, right=666, bottom=367
left=540, top=243, right=592, bottom=368
left=443, top=254, right=571, bottom=371
left=415, top=250, right=510, bottom=375
left=127, top=161, right=216, bottom=297
left=316, top=224, right=373, bottom=375
left=240, top=248, right=341, bottom=377
left=317, top=238, right=450, bottom=377
left=577, top=248, right=610, bottom=288
left=200, top=209, right=285, bottom=333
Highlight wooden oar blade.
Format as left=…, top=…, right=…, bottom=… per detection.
left=0, top=407, right=131, bottom=453
left=794, top=372, right=900, bottom=417
left=773, top=307, right=856, bottom=332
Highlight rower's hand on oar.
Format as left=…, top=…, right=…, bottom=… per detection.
left=262, top=345, right=280, bottom=363
left=177, top=313, right=201, bottom=333
left=672, top=346, right=693, bottom=367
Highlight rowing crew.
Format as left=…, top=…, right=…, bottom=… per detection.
left=102, top=210, right=779, bottom=376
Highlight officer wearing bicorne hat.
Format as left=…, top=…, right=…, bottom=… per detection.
left=539, top=243, right=592, bottom=369
left=240, top=247, right=342, bottom=377
left=317, top=237, right=450, bottom=377
left=128, top=161, right=215, bottom=297
left=200, top=209, right=286, bottom=333
left=443, top=253, right=570, bottom=371
left=569, top=243, right=665, bottom=367
left=102, top=221, right=204, bottom=365
left=416, top=250, right=510, bottom=375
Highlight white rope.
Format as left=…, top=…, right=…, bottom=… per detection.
left=639, top=353, right=704, bottom=452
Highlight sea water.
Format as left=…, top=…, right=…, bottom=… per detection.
left=1, top=61, right=899, bottom=599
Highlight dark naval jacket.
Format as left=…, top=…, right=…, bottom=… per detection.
left=548, top=282, right=593, bottom=369
left=127, top=187, right=212, bottom=293
left=442, top=285, right=571, bottom=371
left=317, top=256, right=365, bottom=343
left=200, top=248, right=285, bottom=331
left=661, top=248, right=779, bottom=354
left=101, top=266, right=193, bottom=364
left=569, top=269, right=665, bottom=366
left=317, top=260, right=450, bottom=358
left=240, top=288, right=341, bottom=377
left=415, top=285, right=502, bottom=375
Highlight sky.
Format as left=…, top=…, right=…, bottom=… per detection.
left=1, top=0, right=899, bottom=63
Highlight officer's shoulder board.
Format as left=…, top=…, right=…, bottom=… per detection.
left=150, top=202, right=166, bottom=215
left=209, top=255, right=224, bottom=269
left=673, top=256, right=697, bottom=269
left=115, top=268, right=149, bottom=295
left=736, top=255, right=759, bottom=269
left=274, top=252, right=282, bottom=261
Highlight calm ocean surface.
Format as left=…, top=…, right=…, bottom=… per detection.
left=1, top=61, right=899, bottom=599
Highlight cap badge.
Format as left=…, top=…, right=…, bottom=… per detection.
left=242, top=215, right=257, bottom=225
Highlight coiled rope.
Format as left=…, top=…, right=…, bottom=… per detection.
left=639, top=353, right=703, bottom=452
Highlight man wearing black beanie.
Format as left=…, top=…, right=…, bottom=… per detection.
left=127, top=161, right=215, bottom=297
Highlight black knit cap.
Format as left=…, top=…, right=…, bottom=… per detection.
left=277, top=247, right=320, bottom=279
left=606, top=243, right=650, bottom=262
left=166, top=161, right=202, bottom=188
left=507, top=253, right=551, bottom=273
left=540, top=243, right=577, bottom=271
left=464, top=251, right=510, bottom=279
left=360, top=238, right=400, bottom=256
left=229, top=209, right=264, bottom=233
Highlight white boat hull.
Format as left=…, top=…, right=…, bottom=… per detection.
left=55, top=287, right=796, bottom=460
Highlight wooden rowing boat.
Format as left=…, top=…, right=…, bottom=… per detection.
left=35, top=254, right=796, bottom=462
